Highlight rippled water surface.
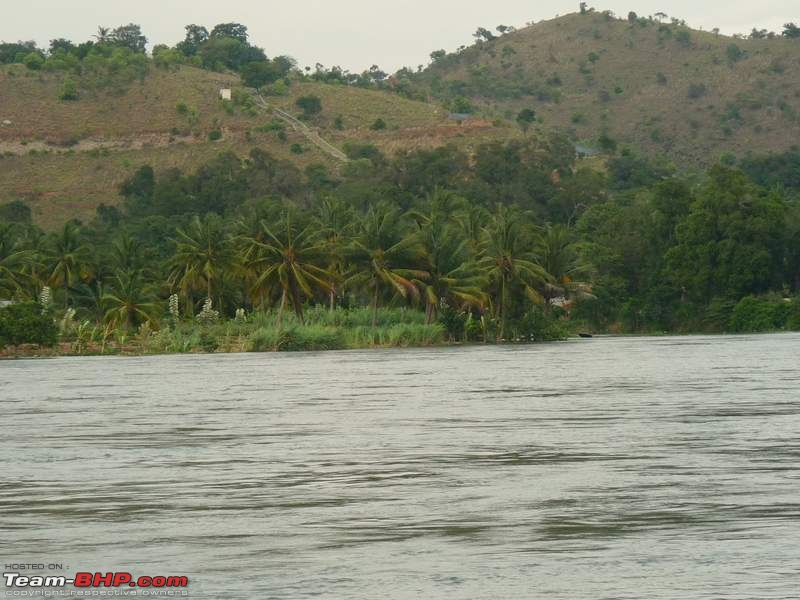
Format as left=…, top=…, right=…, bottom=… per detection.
left=2, top=334, right=800, bottom=599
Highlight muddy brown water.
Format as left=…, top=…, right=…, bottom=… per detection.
left=2, top=334, right=799, bottom=598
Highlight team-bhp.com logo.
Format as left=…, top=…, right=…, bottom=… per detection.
left=4, top=572, right=188, bottom=590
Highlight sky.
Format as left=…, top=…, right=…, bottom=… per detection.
left=2, top=0, right=797, bottom=72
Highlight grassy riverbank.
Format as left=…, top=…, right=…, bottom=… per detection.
left=3, top=305, right=572, bottom=358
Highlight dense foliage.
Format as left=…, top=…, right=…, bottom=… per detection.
left=1, top=135, right=799, bottom=351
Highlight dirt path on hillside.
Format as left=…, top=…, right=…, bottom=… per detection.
left=252, top=92, right=349, bottom=162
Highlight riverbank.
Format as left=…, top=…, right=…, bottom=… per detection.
left=0, top=306, right=571, bottom=358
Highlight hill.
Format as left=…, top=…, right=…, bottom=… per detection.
left=410, top=11, right=800, bottom=166
left=0, top=65, right=510, bottom=228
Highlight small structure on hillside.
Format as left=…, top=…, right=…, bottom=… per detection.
left=219, top=88, right=232, bottom=101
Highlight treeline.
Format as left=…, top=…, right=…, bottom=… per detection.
left=2, top=137, right=800, bottom=348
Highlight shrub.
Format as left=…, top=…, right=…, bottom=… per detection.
left=175, top=102, right=189, bottom=115
left=290, top=143, right=303, bottom=154
left=23, top=52, right=44, bottom=70
left=208, top=129, right=222, bottom=141
left=296, top=95, right=322, bottom=118
left=688, top=83, right=707, bottom=99
left=0, top=200, right=32, bottom=223
left=0, top=302, right=58, bottom=347
left=370, top=118, right=387, bottom=131
left=59, top=79, right=79, bottom=101
left=729, top=296, right=789, bottom=332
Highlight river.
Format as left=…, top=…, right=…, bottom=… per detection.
left=2, top=334, right=799, bottom=598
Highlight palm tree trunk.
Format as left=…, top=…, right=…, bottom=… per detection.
left=371, top=286, right=379, bottom=327
left=329, top=286, right=336, bottom=312
left=277, top=290, right=286, bottom=327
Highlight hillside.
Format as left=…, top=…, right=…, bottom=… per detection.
left=413, top=11, right=800, bottom=166
left=0, top=65, right=510, bottom=228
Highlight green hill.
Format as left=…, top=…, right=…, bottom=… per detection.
left=410, top=11, right=800, bottom=166
left=0, top=65, right=509, bottom=228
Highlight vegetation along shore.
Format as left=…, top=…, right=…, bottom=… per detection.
left=2, top=9, right=800, bottom=356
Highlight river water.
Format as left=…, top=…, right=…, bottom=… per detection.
left=2, top=334, right=799, bottom=599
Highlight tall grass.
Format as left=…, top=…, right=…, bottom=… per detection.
left=245, top=308, right=443, bottom=352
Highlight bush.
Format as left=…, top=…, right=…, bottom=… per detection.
left=296, top=95, right=322, bottom=118
left=0, top=200, right=32, bottom=223
left=290, top=143, right=303, bottom=154
left=249, top=324, right=344, bottom=352
left=688, top=83, right=707, bottom=99
left=370, top=118, right=387, bottom=131
left=208, top=129, right=222, bottom=141
left=511, top=309, right=569, bottom=342
left=729, top=296, right=790, bottom=332
left=0, top=303, right=58, bottom=347
left=59, top=79, right=79, bottom=101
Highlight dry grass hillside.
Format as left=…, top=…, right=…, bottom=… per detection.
left=418, top=11, right=800, bottom=166
left=0, top=66, right=509, bottom=228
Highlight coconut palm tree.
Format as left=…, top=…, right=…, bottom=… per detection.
left=478, top=205, right=551, bottom=340
left=347, top=203, right=428, bottom=326
left=535, top=224, right=594, bottom=308
left=246, top=210, right=333, bottom=324
left=44, top=221, right=91, bottom=308
left=414, top=216, right=487, bottom=323
left=102, top=270, right=158, bottom=330
left=0, top=223, right=32, bottom=299
left=169, top=214, right=234, bottom=312
left=314, top=196, right=354, bottom=310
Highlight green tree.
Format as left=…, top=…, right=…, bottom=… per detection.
left=296, top=95, right=322, bottom=118
left=478, top=205, right=550, bottom=340
left=245, top=210, right=333, bottom=324
left=347, top=204, right=427, bottom=325
left=44, top=221, right=91, bottom=308
left=102, top=271, right=158, bottom=329
left=169, top=214, right=234, bottom=310
left=516, top=109, right=537, bottom=134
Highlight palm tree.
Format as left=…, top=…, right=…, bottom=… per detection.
left=535, top=224, right=594, bottom=308
left=246, top=210, right=333, bottom=324
left=478, top=205, right=551, bottom=340
left=314, top=196, right=353, bottom=310
left=0, top=223, right=32, bottom=299
left=414, top=216, right=487, bottom=323
left=169, top=214, right=234, bottom=312
left=102, top=271, right=158, bottom=330
left=44, top=221, right=91, bottom=308
left=348, top=203, right=428, bottom=326
left=94, top=26, right=111, bottom=44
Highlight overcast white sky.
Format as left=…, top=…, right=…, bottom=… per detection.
left=2, top=1, right=797, bottom=72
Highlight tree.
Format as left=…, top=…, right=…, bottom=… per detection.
left=579, top=2, right=589, bottom=15
left=244, top=210, right=333, bottom=324
left=109, top=24, right=147, bottom=53
left=102, top=271, right=158, bottom=329
left=176, top=24, right=209, bottom=56
left=516, top=109, right=537, bottom=134
left=44, top=221, right=90, bottom=308
left=478, top=205, right=550, bottom=340
left=414, top=211, right=486, bottom=323
left=473, top=28, right=496, bottom=43
left=0, top=223, right=32, bottom=299
left=210, top=23, right=249, bottom=43
left=0, top=302, right=57, bottom=347
left=169, top=214, right=234, bottom=310
left=347, top=204, right=427, bottom=325
left=241, top=61, right=280, bottom=87
left=430, top=49, right=446, bottom=63
left=295, top=95, right=322, bottom=118
left=627, top=12, right=638, bottom=23
left=94, top=27, right=111, bottom=44
left=783, top=23, right=800, bottom=38
left=665, top=167, right=787, bottom=302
